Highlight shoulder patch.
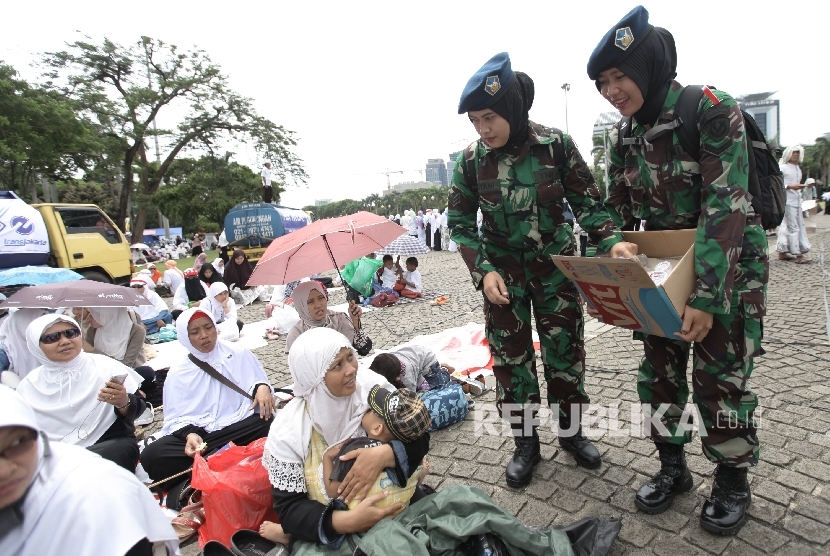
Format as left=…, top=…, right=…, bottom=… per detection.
left=449, top=190, right=461, bottom=207
left=700, top=102, right=730, bottom=123
left=704, top=116, right=730, bottom=142
left=576, top=168, right=592, bottom=181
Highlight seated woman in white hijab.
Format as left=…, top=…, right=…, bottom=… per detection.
left=131, top=277, right=173, bottom=334
left=263, top=327, right=429, bottom=550
left=16, top=314, right=146, bottom=472
left=0, top=308, right=50, bottom=388
left=139, top=307, right=275, bottom=495
left=212, top=257, right=225, bottom=276
left=201, top=282, right=243, bottom=342
left=284, top=281, right=370, bottom=356
left=0, top=386, right=180, bottom=556
left=78, top=307, right=156, bottom=393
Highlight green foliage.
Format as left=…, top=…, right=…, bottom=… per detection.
left=304, top=185, right=449, bottom=221
left=153, top=153, right=266, bottom=232
left=41, top=36, right=307, bottom=239
left=804, top=137, right=830, bottom=189
left=57, top=180, right=117, bottom=218
left=0, top=63, right=100, bottom=200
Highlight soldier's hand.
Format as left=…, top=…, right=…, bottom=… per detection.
left=482, top=272, right=510, bottom=305
left=675, top=306, right=714, bottom=343
left=609, top=241, right=639, bottom=259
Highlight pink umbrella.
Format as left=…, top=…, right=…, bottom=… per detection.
left=247, top=211, right=406, bottom=285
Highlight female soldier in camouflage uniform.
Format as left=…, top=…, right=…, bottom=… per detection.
left=448, top=53, right=637, bottom=488
left=588, top=5, right=768, bottom=535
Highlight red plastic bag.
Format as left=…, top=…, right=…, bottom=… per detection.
left=191, top=437, right=278, bottom=548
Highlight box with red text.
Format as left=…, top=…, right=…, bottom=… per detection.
left=551, top=229, right=696, bottom=338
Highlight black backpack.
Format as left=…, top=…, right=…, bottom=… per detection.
left=616, top=85, right=786, bottom=230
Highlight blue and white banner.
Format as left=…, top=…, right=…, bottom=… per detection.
left=0, top=198, right=49, bottom=269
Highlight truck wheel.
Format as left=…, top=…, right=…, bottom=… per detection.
left=81, top=271, right=111, bottom=284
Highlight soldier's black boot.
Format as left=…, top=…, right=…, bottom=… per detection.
left=635, top=442, right=693, bottom=514
left=700, top=465, right=751, bottom=535
left=558, top=414, right=601, bottom=469
left=505, top=426, right=541, bottom=488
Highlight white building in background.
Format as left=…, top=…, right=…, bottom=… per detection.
left=736, top=92, right=779, bottom=143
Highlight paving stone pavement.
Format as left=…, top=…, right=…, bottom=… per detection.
left=171, top=217, right=830, bottom=555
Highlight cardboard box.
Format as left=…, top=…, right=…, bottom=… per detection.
left=551, top=229, right=696, bottom=338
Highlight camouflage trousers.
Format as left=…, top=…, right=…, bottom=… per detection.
left=484, top=264, right=589, bottom=419
left=638, top=291, right=764, bottom=467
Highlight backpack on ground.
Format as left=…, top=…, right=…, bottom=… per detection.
left=616, top=85, right=786, bottom=230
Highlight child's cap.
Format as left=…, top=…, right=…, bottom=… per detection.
left=368, top=385, right=431, bottom=442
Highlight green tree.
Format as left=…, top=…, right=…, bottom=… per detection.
left=804, top=137, right=830, bottom=189
left=0, top=63, right=99, bottom=200
left=57, top=180, right=117, bottom=218
left=42, top=36, right=306, bottom=240
left=153, top=153, right=264, bottom=232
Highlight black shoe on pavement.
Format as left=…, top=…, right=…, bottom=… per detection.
left=558, top=416, right=601, bottom=469
left=505, top=434, right=541, bottom=488
left=700, top=465, right=751, bottom=535
left=635, top=442, right=693, bottom=514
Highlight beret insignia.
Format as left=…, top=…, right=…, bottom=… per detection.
left=484, top=75, right=501, bottom=96
left=614, top=27, right=634, bottom=51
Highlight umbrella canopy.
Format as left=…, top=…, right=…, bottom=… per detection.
left=0, top=280, right=152, bottom=309
left=0, top=266, right=84, bottom=287
left=248, top=211, right=406, bottom=285
left=130, top=243, right=150, bottom=250
left=374, top=233, right=430, bottom=257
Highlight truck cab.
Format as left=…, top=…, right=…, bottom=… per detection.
left=33, top=203, right=133, bottom=284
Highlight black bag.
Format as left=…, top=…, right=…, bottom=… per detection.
left=616, top=85, right=786, bottom=230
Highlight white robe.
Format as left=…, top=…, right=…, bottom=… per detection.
left=160, top=308, right=270, bottom=436
left=0, top=387, right=180, bottom=556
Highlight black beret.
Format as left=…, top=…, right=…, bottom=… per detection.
left=587, top=5, right=654, bottom=80
left=458, top=52, right=516, bottom=114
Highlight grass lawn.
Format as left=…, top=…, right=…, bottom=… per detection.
left=134, top=250, right=222, bottom=274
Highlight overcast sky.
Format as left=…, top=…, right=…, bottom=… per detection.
left=3, top=0, right=828, bottom=210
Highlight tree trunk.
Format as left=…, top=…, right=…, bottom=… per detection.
left=117, top=156, right=134, bottom=232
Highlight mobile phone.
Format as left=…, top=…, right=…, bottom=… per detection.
left=109, top=374, right=128, bottom=385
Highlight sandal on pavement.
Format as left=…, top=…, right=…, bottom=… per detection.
left=203, top=541, right=236, bottom=556
left=795, top=258, right=814, bottom=264
left=431, top=296, right=450, bottom=305
left=230, top=529, right=286, bottom=556
left=171, top=501, right=205, bottom=543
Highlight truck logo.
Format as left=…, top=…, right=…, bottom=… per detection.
left=11, top=216, right=35, bottom=235
left=97, top=293, right=124, bottom=299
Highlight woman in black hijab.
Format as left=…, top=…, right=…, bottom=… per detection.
left=223, top=248, right=254, bottom=291
left=588, top=5, right=766, bottom=536
left=447, top=52, right=636, bottom=489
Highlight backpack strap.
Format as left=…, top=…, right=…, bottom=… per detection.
left=616, top=116, right=632, bottom=160
left=674, top=85, right=706, bottom=162
left=547, top=127, right=567, bottom=171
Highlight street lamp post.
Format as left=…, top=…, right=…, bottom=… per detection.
left=561, top=83, right=571, bottom=134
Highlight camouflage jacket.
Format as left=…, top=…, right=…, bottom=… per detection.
left=448, top=122, right=622, bottom=289
left=606, top=81, right=768, bottom=315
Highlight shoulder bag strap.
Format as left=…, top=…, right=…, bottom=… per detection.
left=188, top=353, right=254, bottom=400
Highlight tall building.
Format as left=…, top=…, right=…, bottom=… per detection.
left=425, top=158, right=447, bottom=186
left=446, top=151, right=462, bottom=182
left=736, top=92, right=779, bottom=142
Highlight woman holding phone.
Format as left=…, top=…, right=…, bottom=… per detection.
left=16, top=314, right=147, bottom=471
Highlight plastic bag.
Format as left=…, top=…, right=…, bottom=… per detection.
left=157, top=324, right=177, bottom=343
left=191, top=438, right=278, bottom=549
left=267, top=305, right=300, bottom=334
left=342, top=258, right=384, bottom=298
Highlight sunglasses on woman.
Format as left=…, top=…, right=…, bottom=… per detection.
left=39, top=328, right=82, bottom=344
